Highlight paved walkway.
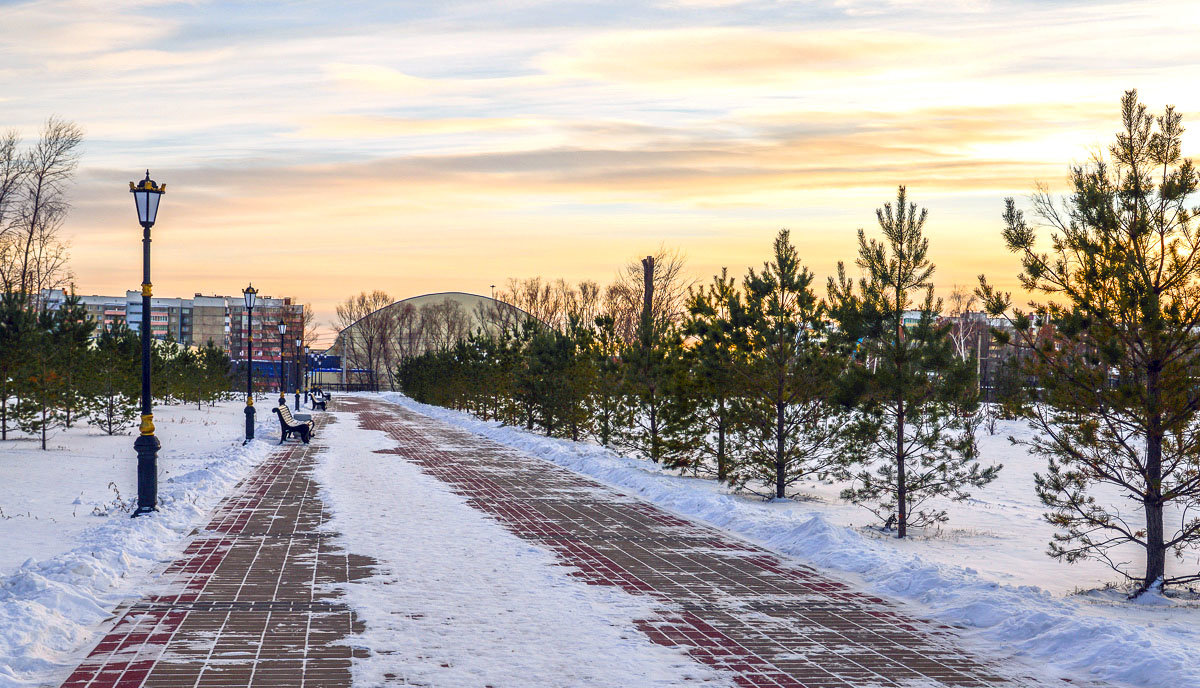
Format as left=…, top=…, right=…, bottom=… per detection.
left=60, top=413, right=375, bottom=688
left=347, top=398, right=1040, bottom=688
left=60, top=397, right=1047, bottom=688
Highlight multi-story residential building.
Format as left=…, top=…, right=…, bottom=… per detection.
left=41, top=290, right=307, bottom=368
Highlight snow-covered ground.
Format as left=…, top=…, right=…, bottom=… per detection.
left=315, top=408, right=728, bottom=687
left=0, top=399, right=277, bottom=688
left=380, top=392, right=1200, bottom=688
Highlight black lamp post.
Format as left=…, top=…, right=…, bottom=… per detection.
left=277, top=320, right=287, bottom=406
left=304, top=346, right=311, bottom=404
left=243, top=284, right=257, bottom=443
left=130, top=171, right=165, bottom=518
left=294, top=336, right=302, bottom=410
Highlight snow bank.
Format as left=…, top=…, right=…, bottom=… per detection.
left=0, top=402, right=276, bottom=688
left=381, top=392, right=1200, bottom=688
left=315, top=409, right=728, bottom=687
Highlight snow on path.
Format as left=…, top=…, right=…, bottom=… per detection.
left=0, top=401, right=277, bottom=688
left=380, top=392, right=1200, bottom=688
left=315, top=408, right=729, bottom=687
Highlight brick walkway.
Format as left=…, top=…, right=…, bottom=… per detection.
left=59, top=397, right=1051, bottom=688
left=59, top=413, right=375, bottom=688
left=346, top=397, right=1047, bottom=688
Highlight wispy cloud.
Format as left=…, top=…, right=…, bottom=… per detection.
left=3, top=0, right=1199, bottom=325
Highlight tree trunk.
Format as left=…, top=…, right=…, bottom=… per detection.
left=716, top=397, right=727, bottom=483
left=640, top=256, right=655, bottom=345
left=896, top=398, right=907, bottom=538
left=1144, top=365, right=1166, bottom=590
left=648, top=394, right=659, bottom=463
left=776, top=401, right=786, bottom=498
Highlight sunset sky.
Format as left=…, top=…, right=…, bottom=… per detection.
left=4, top=0, right=1199, bottom=341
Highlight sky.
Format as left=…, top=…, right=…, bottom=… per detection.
left=3, top=0, right=1199, bottom=341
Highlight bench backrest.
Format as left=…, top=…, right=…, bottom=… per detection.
left=277, top=405, right=297, bottom=424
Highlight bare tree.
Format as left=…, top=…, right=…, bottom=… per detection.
left=334, top=290, right=395, bottom=390
left=1, top=118, right=82, bottom=305
left=0, top=130, right=25, bottom=263
left=574, top=280, right=603, bottom=326
left=472, top=298, right=524, bottom=335
left=420, top=298, right=471, bottom=352
left=393, top=303, right=421, bottom=361
left=300, top=302, right=321, bottom=348
left=945, top=283, right=983, bottom=361
left=608, top=246, right=694, bottom=342
left=500, top=277, right=560, bottom=328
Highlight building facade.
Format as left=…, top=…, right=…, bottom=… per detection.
left=42, top=290, right=307, bottom=368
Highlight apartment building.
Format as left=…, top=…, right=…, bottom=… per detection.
left=42, top=290, right=307, bottom=365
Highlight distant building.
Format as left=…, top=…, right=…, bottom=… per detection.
left=41, top=290, right=307, bottom=369
left=320, top=291, right=533, bottom=390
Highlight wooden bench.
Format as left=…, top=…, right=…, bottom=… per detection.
left=310, top=390, right=327, bottom=411
left=273, top=404, right=314, bottom=444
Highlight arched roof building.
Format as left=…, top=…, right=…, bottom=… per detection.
left=319, top=291, right=535, bottom=390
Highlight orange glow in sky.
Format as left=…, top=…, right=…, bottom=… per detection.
left=4, top=0, right=1199, bottom=342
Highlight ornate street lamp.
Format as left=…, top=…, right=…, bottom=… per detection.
left=304, top=345, right=311, bottom=404
left=243, top=284, right=257, bottom=443
left=130, top=171, right=165, bottom=517
left=277, top=320, right=287, bottom=406
left=294, top=336, right=302, bottom=410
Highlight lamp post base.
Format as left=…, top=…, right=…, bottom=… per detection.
left=245, top=403, right=256, bottom=443
left=132, top=433, right=161, bottom=518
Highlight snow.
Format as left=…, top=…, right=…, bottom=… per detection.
left=380, top=392, right=1200, bottom=688
left=314, top=408, right=728, bottom=687
left=0, top=400, right=276, bottom=688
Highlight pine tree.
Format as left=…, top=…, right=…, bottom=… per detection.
left=668, top=270, right=743, bottom=481
left=53, top=293, right=94, bottom=428
left=82, top=324, right=139, bottom=435
left=832, top=187, right=998, bottom=536
left=153, top=335, right=185, bottom=403
left=585, top=315, right=630, bottom=448
left=730, top=230, right=849, bottom=498
left=991, top=353, right=1029, bottom=420
left=0, top=292, right=35, bottom=440
left=15, top=307, right=66, bottom=448
left=618, top=328, right=681, bottom=463
left=525, top=319, right=595, bottom=440
left=198, top=341, right=233, bottom=406
left=979, top=90, right=1200, bottom=593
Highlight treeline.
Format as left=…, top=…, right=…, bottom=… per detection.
left=400, top=188, right=997, bottom=539
left=0, top=292, right=234, bottom=448
left=402, top=91, right=1200, bottom=595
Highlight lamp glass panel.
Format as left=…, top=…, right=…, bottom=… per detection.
left=244, top=290, right=256, bottom=309
left=145, top=192, right=161, bottom=225
left=278, top=322, right=287, bottom=334
left=134, top=192, right=149, bottom=224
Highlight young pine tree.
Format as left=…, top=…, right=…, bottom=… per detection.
left=618, top=328, right=682, bottom=463
left=979, top=91, right=1200, bottom=594
left=731, top=229, right=849, bottom=499
left=82, top=324, right=139, bottom=435
left=54, top=294, right=94, bottom=428
left=198, top=341, right=233, bottom=406
left=667, top=270, right=743, bottom=481
left=0, top=292, right=35, bottom=440
left=15, top=307, right=67, bottom=449
left=585, top=315, right=631, bottom=448
left=831, top=187, right=998, bottom=536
